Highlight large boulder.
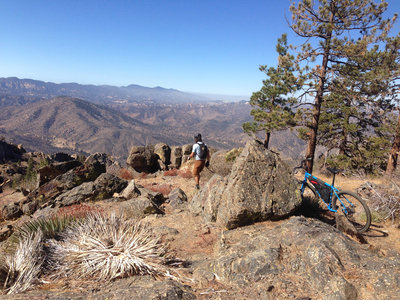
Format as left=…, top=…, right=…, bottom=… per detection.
left=118, top=196, right=164, bottom=219
left=168, top=187, right=188, bottom=210
left=54, top=173, right=128, bottom=207
left=181, top=144, right=192, bottom=164
left=154, top=143, right=171, bottom=170
left=208, top=149, right=237, bottom=177
left=126, top=145, right=159, bottom=173
left=190, top=139, right=301, bottom=229
left=169, top=146, right=182, bottom=169
left=36, top=160, right=82, bottom=187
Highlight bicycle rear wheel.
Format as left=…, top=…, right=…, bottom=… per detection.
left=333, top=191, right=371, bottom=233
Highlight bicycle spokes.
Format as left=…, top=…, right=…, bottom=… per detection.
left=336, top=192, right=371, bottom=233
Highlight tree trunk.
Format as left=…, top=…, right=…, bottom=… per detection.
left=339, top=113, right=350, bottom=155
left=306, top=12, right=334, bottom=173
left=386, top=112, right=400, bottom=176
left=305, top=52, right=330, bottom=173
left=264, top=132, right=271, bottom=148
left=305, top=13, right=333, bottom=174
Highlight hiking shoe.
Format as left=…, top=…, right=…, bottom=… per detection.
left=195, top=184, right=200, bottom=190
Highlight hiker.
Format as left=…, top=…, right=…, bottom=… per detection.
left=188, top=133, right=210, bottom=189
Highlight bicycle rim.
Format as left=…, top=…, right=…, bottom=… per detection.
left=333, top=191, right=371, bottom=233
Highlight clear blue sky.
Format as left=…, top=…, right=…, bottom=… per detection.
left=0, top=1, right=399, bottom=97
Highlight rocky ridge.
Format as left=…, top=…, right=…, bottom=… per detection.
left=0, top=139, right=399, bottom=299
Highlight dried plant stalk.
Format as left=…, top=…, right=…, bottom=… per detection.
left=0, top=230, right=44, bottom=295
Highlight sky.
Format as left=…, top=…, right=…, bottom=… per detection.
left=0, top=1, right=399, bottom=98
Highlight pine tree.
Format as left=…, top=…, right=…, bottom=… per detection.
left=289, top=0, right=396, bottom=172
left=383, top=34, right=400, bottom=176
left=316, top=37, right=399, bottom=173
left=243, top=34, right=300, bottom=148
left=387, top=113, right=400, bottom=175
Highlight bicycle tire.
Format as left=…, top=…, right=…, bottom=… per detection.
left=332, top=191, right=371, bottom=233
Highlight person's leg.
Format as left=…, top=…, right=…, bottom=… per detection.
left=193, top=160, right=205, bottom=189
left=194, top=174, right=200, bottom=189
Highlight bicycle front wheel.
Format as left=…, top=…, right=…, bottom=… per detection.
left=333, top=191, right=371, bottom=233
left=300, top=182, right=326, bottom=215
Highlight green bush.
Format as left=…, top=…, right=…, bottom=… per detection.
left=225, top=148, right=243, bottom=162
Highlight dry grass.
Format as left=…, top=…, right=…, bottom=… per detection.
left=360, top=181, right=400, bottom=222
left=0, top=230, right=44, bottom=295
left=56, top=203, right=103, bottom=218
left=164, top=169, right=178, bottom=177
left=302, top=170, right=383, bottom=192
left=48, top=213, right=170, bottom=281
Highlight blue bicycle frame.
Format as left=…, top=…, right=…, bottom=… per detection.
left=300, top=171, right=352, bottom=213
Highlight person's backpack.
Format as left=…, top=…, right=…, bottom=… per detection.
left=197, top=142, right=208, bottom=160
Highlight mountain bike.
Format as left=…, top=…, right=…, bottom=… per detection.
left=294, top=162, right=371, bottom=233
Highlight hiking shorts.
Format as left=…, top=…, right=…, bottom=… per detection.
left=193, top=160, right=206, bottom=176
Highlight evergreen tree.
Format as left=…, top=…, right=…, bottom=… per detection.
left=383, top=35, right=400, bottom=176
left=387, top=113, right=400, bottom=175
left=289, top=0, right=396, bottom=172
left=316, top=38, right=399, bottom=173
left=243, top=34, right=300, bottom=148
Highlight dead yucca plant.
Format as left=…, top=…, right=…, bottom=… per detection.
left=3, top=215, right=78, bottom=256
left=49, top=212, right=170, bottom=281
left=0, top=230, right=44, bottom=295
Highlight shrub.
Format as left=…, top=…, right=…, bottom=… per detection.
left=48, top=213, right=169, bottom=281
left=163, top=169, right=178, bottom=177
left=120, top=168, right=134, bottom=180
left=56, top=204, right=103, bottom=219
left=3, top=215, right=79, bottom=256
left=359, top=182, right=400, bottom=222
left=0, top=213, right=177, bottom=294
left=225, top=148, right=243, bottom=162
left=0, top=230, right=44, bottom=295
left=139, top=172, right=148, bottom=179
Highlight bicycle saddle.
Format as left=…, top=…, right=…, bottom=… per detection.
left=326, top=167, right=340, bottom=174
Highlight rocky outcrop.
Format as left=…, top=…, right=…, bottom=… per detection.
left=193, top=216, right=400, bottom=299
left=36, top=160, right=82, bottom=187
left=190, top=140, right=301, bottom=229
left=54, top=173, right=127, bottom=207
left=48, top=152, right=74, bottom=162
left=181, top=144, right=192, bottom=164
left=126, top=145, right=159, bottom=173
left=0, top=140, right=25, bottom=163
left=154, top=143, right=171, bottom=171
left=208, top=149, right=236, bottom=177
left=21, top=154, right=108, bottom=213
left=170, top=146, right=182, bottom=169
left=1, top=202, right=23, bottom=220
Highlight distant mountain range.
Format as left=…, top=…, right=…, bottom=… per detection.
left=0, top=77, right=247, bottom=105
left=0, top=77, right=305, bottom=161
